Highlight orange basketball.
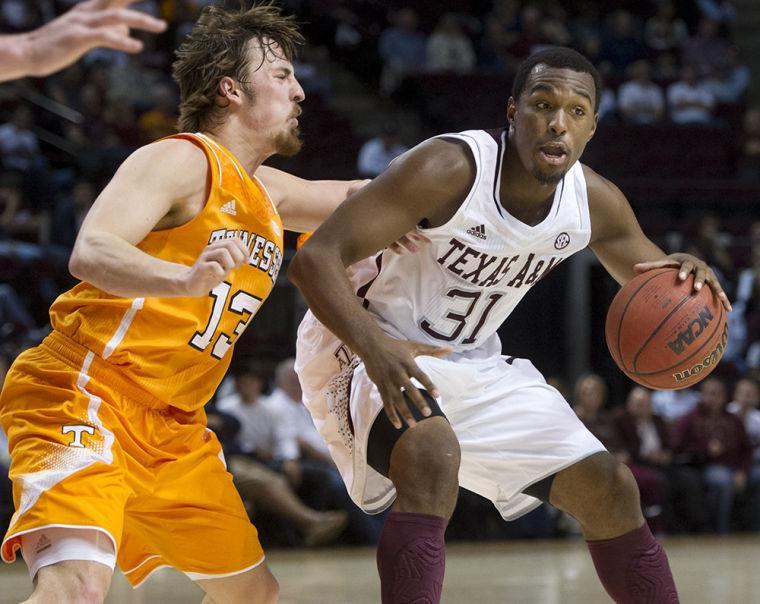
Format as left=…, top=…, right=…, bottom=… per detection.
left=605, top=267, right=728, bottom=390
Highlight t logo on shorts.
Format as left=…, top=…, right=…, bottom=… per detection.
left=62, top=424, right=95, bottom=448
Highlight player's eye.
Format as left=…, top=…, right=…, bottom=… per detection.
left=574, top=107, right=585, bottom=116
left=536, top=102, right=550, bottom=110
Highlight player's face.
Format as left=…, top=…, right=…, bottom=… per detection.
left=508, top=66, right=598, bottom=185
left=239, top=39, right=305, bottom=156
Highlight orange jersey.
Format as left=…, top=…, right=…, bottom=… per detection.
left=49, top=133, right=284, bottom=411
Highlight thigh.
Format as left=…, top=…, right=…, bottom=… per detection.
left=119, top=425, right=264, bottom=588
left=0, top=348, right=130, bottom=567
left=434, top=356, right=606, bottom=521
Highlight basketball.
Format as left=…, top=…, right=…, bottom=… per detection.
left=605, top=267, right=728, bottom=390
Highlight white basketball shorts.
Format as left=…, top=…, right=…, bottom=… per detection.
left=295, top=311, right=606, bottom=520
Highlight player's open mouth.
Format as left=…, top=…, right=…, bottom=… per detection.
left=538, top=143, right=568, bottom=166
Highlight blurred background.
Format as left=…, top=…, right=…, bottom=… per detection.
left=1, top=0, right=759, bottom=549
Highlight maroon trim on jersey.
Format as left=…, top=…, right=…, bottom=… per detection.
left=356, top=252, right=384, bottom=309
left=491, top=129, right=506, bottom=218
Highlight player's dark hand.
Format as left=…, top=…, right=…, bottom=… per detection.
left=633, top=253, right=732, bottom=312
left=361, top=336, right=452, bottom=429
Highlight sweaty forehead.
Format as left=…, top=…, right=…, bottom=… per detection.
left=526, top=65, right=595, bottom=103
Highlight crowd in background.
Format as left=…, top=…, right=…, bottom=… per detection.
left=2, top=0, right=760, bottom=545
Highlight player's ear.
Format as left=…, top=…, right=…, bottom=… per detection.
left=588, top=113, right=599, bottom=142
left=218, top=76, right=242, bottom=105
left=506, top=97, right=516, bottom=128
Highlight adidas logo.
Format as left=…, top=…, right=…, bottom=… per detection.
left=466, top=224, right=487, bottom=240
left=220, top=199, right=237, bottom=216
left=35, top=533, right=52, bottom=554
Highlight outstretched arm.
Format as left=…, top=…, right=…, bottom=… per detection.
left=288, top=138, right=474, bottom=427
left=0, top=0, right=166, bottom=82
left=585, top=165, right=731, bottom=310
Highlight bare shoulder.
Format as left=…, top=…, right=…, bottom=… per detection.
left=582, top=163, right=625, bottom=207
left=117, top=138, right=208, bottom=194
left=397, top=137, right=475, bottom=183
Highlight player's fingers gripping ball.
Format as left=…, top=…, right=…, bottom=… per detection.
left=605, top=267, right=728, bottom=390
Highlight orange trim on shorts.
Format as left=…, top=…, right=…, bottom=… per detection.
left=41, top=331, right=169, bottom=410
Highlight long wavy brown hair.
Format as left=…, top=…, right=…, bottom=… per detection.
left=172, top=1, right=304, bottom=133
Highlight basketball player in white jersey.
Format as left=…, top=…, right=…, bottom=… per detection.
left=290, top=48, right=731, bottom=603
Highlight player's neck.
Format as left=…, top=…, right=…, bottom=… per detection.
left=500, top=139, right=560, bottom=207
left=202, top=127, right=272, bottom=176
left=499, top=140, right=559, bottom=225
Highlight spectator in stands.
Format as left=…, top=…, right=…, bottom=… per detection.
left=0, top=106, right=42, bottom=173
left=598, top=9, right=646, bottom=77
left=652, top=388, right=700, bottom=426
left=426, top=14, right=476, bottom=74
left=727, top=378, right=760, bottom=531
left=482, top=0, right=521, bottom=69
left=378, top=7, right=426, bottom=96
left=672, top=377, right=753, bottom=533
left=206, top=399, right=348, bottom=547
left=357, top=124, right=408, bottom=178
left=266, top=358, right=385, bottom=544
left=618, top=60, right=665, bottom=125
left=644, top=0, right=689, bottom=55
left=700, top=46, right=750, bottom=105
left=214, top=363, right=349, bottom=546
left=737, top=107, right=760, bottom=181
left=681, top=18, right=732, bottom=77
left=572, top=373, right=619, bottom=452
left=567, top=0, right=602, bottom=63
left=667, top=64, right=716, bottom=125
left=507, top=6, right=550, bottom=60
left=614, top=387, right=672, bottom=533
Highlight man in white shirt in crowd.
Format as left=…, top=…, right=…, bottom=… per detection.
left=265, top=358, right=386, bottom=543
left=618, top=60, right=665, bottom=125
left=667, top=64, right=716, bottom=124
left=357, top=124, right=409, bottom=178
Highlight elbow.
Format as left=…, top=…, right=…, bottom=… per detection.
left=68, top=248, right=86, bottom=281
left=68, top=239, right=95, bottom=282
left=287, top=247, right=312, bottom=290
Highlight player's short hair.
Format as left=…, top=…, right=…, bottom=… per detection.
left=173, top=1, right=304, bottom=132
left=512, top=47, right=601, bottom=113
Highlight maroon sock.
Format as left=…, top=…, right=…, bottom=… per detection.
left=587, top=522, right=679, bottom=603
left=376, top=511, right=447, bottom=604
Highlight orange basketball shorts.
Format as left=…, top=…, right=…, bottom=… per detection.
left=0, top=333, right=264, bottom=586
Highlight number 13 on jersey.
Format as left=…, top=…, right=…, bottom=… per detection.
left=189, top=282, right=262, bottom=359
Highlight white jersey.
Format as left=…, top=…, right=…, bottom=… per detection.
left=350, top=128, right=592, bottom=357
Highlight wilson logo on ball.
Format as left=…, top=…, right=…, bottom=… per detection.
left=673, top=323, right=728, bottom=383
left=666, top=306, right=713, bottom=355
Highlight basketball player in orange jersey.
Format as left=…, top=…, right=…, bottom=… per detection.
left=0, top=4, right=396, bottom=603
left=290, top=48, right=732, bottom=603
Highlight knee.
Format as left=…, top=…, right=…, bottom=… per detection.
left=569, top=455, right=641, bottom=519
left=389, top=418, right=460, bottom=506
